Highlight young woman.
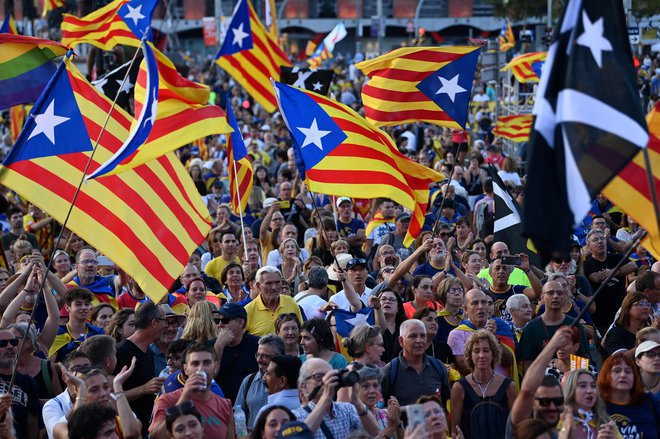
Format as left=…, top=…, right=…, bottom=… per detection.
left=461, top=251, right=489, bottom=291
left=106, top=309, right=135, bottom=343
left=403, top=275, right=442, bottom=318
left=275, top=313, right=302, bottom=357
left=598, top=352, right=660, bottom=439
left=376, top=289, right=406, bottom=363
left=186, top=277, right=221, bottom=308
left=602, top=292, right=651, bottom=356
left=166, top=402, right=204, bottom=439
left=181, top=301, right=219, bottom=343
left=299, top=318, right=347, bottom=369
left=635, top=340, right=660, bottom=395
left=249, top=405, right=295, bottom=439
left=90, top=304, right=115, bottom=332
left=188, top=160, right=206, bottom=196
left=450, top=330, right=517, bottom=439
left=561, top=369, right=619, bottom=439
left=546, top=329, right=597, bottom=383
left=52, top=249, right=73, bottom=279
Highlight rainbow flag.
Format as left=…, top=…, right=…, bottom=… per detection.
left=0, top=14, right=18, bottom=34
left=226, top=100, right=254, bottom=214
left=499, top=19, right=515, bottom=52
left=357, top=47, right=480, bottom=129
left=274, top=81, right=442, bottom=246
left=603, top=102, right=660, bottom=259
left=501, top=52, right=547, bottom=83
left=215, top=0, right=291, bottom=112
left=0, top=34, right=66, bottom=110
left=89, top=45, right=232, bottom=177
left=0, top=53, right=212, bottom=302
left=492, top=115, right=533, bottom=142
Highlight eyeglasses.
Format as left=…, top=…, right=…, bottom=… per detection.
left=642, top=351, right=659, bottom=359
left=448, top=287, right=464, bottom=294
left=0, top=339, right=18, bottom=348
left=552, top=257, right=571, bottom=264
left=632, top=300, right=652, bottom=308
left=379, top=297, right=397, bottom=303
left=346, top=259, right=367, bottom=270
left=535, top=397, right=564, bottom=407
left=78, top=259, right=98, bottom=266
left=438, top=233, right=452, bottom=238
left=215, top=317, right=234, bottom=325
left=305, top=372, right=326, bottom=382
left=255, top=353, right=275, bottom=360
left=164, top=318, right=180, bottom=328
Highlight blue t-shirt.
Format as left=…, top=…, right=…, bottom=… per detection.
left=606, top=395, right=660, bottom=439
left=162, top=370, right=225, bottom=398
left=336, top=218, right=365, bottom=239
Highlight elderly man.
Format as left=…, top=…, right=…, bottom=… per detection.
left=293, top=358, right=379, bottom=438
left=381, top=319, right=450, bottom=406
left=487, top=256, right=541, bottom=321
left=245, top=267, right=303, bottom=336
left=235, top=335, right=286, bottom=429
left=67, top=248, right=118, bottom=309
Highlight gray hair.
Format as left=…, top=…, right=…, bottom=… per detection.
left=547, top=272, right=567, bottom=283
left=505, top=294, right=530, bottom=313
left=400, top=319, right=426, bottom=338
left=7, top=323, right=38, bottom=353
left=357, top=365, right=382, bottom=383
left=586, top=229, right=604, bottom=244
left=297, top=357, right=330, bottom=388
left=307, top=266, right=329, bottom=289
left=258, top=334, right=285, bottom=355
left=256, top=266, right=282, bottom=283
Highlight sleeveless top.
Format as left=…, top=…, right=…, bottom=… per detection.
left=458, top=376, right=511, bottom=439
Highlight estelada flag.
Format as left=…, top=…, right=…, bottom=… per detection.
left=0, top=53, right=211, bottom=302
left=225, top=99, right=254, bottom=214
left=501, top=52, right=547, bottom=83
left=273, top=81, right=442, bottom=247
left=357, top=46, right=480, bottom=129
left=493, top=115, right=533, bottom=142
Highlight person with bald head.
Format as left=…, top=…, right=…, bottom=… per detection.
left=518, top=281, right=589, bottom=372
left=477, top=241, right=533, bottom=287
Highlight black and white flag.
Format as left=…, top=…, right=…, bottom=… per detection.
left=523, top=0, right=648, bottom=259
left=92, top=58, right=142, bottom=110
left=280, top=66, right=334, bottom=96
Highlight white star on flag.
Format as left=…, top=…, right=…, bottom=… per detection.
left=123, top=4, right=145, bottom=26
left=28, top=100, right=70, bottom=145
left=345, top=312, right=370, bottom=327
left=436, top=74, right=467, bottom=102
left=576, top=11, right=612, bottom=68
left=293, top=71, right=312, bottom=88
left=297, top=118, right=331, bottom=150
left=116, top=79, right=134, bottom=95
left=232, top=22, right=249, bottom=48
left=94, top=77, right=108, bottom=93
left=312, top=81, right=323, bottom=91
left=145, top=88, right=158, bottom=126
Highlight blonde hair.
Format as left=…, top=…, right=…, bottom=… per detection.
left=464, top=329, right=501, bottom=371
left=181, top=301, right=219, bottom=342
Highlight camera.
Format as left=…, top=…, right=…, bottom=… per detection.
left=337, top=364, right=362, bottom=388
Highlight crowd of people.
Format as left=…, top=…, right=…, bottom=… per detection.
left=0, top=13, right=660, bottom=439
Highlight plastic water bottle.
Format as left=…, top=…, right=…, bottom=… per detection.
left=234, top=405, right=248, bottom=437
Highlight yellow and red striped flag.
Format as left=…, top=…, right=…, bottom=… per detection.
left=42, top=0, right=65, bottom=17
left=225, top=101, right=253, bottom=214
left=603, top=102, right=660, bottom=259
left=501, top=52, right=547, bottom=83
left=0, top=54, right=212, bottom=302
left=357, top=46, right=480, bottom=129
left=492, top=114, right=533, bottom=142
left=214, top=0, right=291, bottom=113
left=9, top=105, right=28, bottom=142
left=274, top=81, right=442, bottom=246
left=499, top=19, right=515, bottom=52
left=62, top=0, right=158, bottom=50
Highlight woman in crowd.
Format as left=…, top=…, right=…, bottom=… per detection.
left=505, top=294, right=533, bottom=341
left=435, top=277, right=465, bottom=343
left=598, top=351, right=660, bottom=438
left=330, top=239, right=350, bottom=258
left=250, top=405, right=296, bottom=439
left=635, top=340, right=660, bottom=395
left=497, top=157, right=522, bottom=187
left=464, top=153, right=487, bottom=208
left=221, top=263, right=251, bottom=305
left=52, top=249, right=72, bottom=279
left=343, top=324, right=385, bottom=367
left=616, top=214, right=644, bottom=243
left=166, top=402, right=204, bottom=439
left=417, top=395, right=463, bottom=439
left=461, top=250, right=488, bottom=291
left=455, top=218, right=474, bottom=252
left=403, top=275, right=441, bottom=318
left=90, top=304, right=114, bottom=332
left=412, top=307, right=454, bottom=366
left=275, top=313, right=302, bottom=357
left=355, top=366, right=402, bottom=439
left=186, top=277, right=217, bottom=307
left=450, top=330, right=516, bottom=439
left=469, top=240, right=489, bottom=268
left=279, top=238, right=302, bottom=287
left=253, top=165, right=275, bottom=198
left=201, top=227, right=224, bottom=270
left=107, top=308, right=136, bottom=343
left=181, top=301, right=219, bottom=343
left=188, top=159, right=207, bottom=195
left=299, top=318, right=347, bottom=369
left=310, top=218, right=338, bottom=266
left=376, top=289, right=406, bottom=363
left=602, top=292, right=651, bottom=356
left=561, top=369, right=619, bottom=439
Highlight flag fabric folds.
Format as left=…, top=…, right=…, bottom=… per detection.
left=0, top=14, right=17, bottom=34
left=43, top=0, right=66, bottom=17
left=225, top=100, right=254, bottom=214
left=265, top=0, right=278, bottom=40
left=334, top=308, right=375, bottom=338
left=307, top=22, right=347, bottom=69
left=501, top=52, right=547, bottom=83
left=0, top=34, right=67, bottom=110
left=274, top=81, right=442, bottom=246
left=91, top=46, right=232, bottom=177
left=499, top=19, right=515, bottom=52
left=492, top=115, right=533, bottom=142
left=9, top=105, right=28, bottom=142
left=603, top=102, right=660, bottom=259
left=215, top=0, right=291, bottom=113
left=280, top=66, right=334, bottom=96
left=92, top=57, right=142, bottom=109
left=0, top=54, right=211, bottom=302
left=523, top=0, right=648, bottom=259
left=357, top=46, right=481, bottom=129
left=61, top=0, right=158, bottom=50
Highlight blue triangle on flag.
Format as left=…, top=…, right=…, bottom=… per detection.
left=118, top=0, right=158, bottom=40
left=3, top=61, right=93, bottom=166
left=226, top=94, right=249, bottom=161
left=334, top=307, right=375, bottom=338
left=416, top=49, right=480, bottom=128
left=215, top=0, right=253, bottom=58
left=531, top=61, right=545, bottom=80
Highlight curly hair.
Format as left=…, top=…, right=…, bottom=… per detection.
left=181, top=301, right=219, bottom=342
left=464, top=329, right=501, bottom=371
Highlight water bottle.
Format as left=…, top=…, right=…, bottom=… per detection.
left=234, top=405, right=248, bottom=437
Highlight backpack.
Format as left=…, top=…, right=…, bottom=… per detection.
left=474, top=202, right=494, bottom=239
left=459, top=377, right=510, bottom=439
left=388, top=356, right=450, bottom=405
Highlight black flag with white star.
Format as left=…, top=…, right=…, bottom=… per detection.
left=280, top=66, right=334, bottom=96
left=487, top=166, right=541, bottom=268
left=523, top=0, right=648, bottom=260
left=91, top=58, right=142, bottom=111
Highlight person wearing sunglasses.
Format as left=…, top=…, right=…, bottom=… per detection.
left=602, top=292, right=652, bottom=356
left=635, top=340, right=660, bottom=395
left=165, top=401, right=204, bottom=439
left=151, top=343, right=235, bottom=439
left=544, top=253, right=593, bottom=308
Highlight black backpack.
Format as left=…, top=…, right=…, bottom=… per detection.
left=458, top=377, right=511, bottom=439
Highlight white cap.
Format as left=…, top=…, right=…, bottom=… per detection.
left=326, top=253, right=354, bottom=281
left=261, top=124, right=271, bottom=131
left=263, top=197, right=278, bottom=209
left=635, top=340, right=660, bottom=358
left=336, top=197, right=352, bottom=208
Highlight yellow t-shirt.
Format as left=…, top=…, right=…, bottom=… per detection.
left=477, top=266, right=531, bottom=287
left=204, top=255, right=241, bottom=282
left=245, top=294, right=303, bottom=336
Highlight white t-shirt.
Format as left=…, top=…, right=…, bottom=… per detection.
left=294, top=291, right=328, bottom=320
left=330, top=287, right=373, bottom=311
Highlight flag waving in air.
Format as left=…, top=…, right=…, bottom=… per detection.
left=225, top=99, right=254, bottom=214
left=357, top=47, right=480, bottom=129
left=215, top=0, right=291, bottom=112
left=274, top=81, right=442, bottom=247
left=0, top=14, right=17, bottom=34
left=492, top=115, right=533, bottom=142
left=501, top=52, right=547, bottom=83
left=280, top=66, right=334, bottom=96
left=523, top=0, right=648, bottom=259
left=307, top=22, right=347, bottom=69
left=499, top=19, right=515, bottom=52
left=0, top=54, right=211, bottom=301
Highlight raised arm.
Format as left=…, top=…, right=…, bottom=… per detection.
left=113, top=357, right=142, bottom=439
left=390, top=238, right=433, bottom=284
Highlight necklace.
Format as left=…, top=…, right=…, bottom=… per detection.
left=643, top=375, right=660, bottom=392
left=472, top=372, right=495, bottom=398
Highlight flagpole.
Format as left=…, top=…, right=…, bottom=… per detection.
left=232, top=159, right=250, bottom=259
left=642, top=148, right=660, bottom=233
left=4, top=35, right=148, bottom=395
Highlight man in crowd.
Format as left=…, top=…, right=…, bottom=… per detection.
left=477, top=241, right=533, bottom=286
left=245, top=267, right=303, bottom=336
left=294, top=266, right=330, bottom=319
left=335, top=197, right=367, bottom=257
left=204, top=231, right=241, bottom=282
left=67, top=248, right=118, bottom=309
left=50, top=288, right=104, bottom=362
left=260, top=354, right=302, bottom=414
left=487, top=256, right=541, bottom=321
left=365, top=198, right=396, bottom=256
left=380, top=213, right=414, bottom=260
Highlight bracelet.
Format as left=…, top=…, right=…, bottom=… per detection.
left=112, top=392, right=126, bottom=400
left=356, top=404, right=368, bottom=416
left=75, top=397, right=86, bottom=401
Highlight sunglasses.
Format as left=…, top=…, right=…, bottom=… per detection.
left=552, top=257, right=571, bottom=264
left=214, top=317, right=233, bottom=325
left=346, top=258, right=367, bottom=269
left=535, top=397, right=564, bottom=407
left=0, top=339, right=18, bottom=348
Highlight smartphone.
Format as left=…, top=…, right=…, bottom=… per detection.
left=279, top=200, right=291, bottom=209
left=405, top=404, right=426, bottom=433
left=97, top=256, right=114, bottom=267
left=500, top=255, right=521, bottom=266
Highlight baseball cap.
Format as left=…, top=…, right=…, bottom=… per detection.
left=326, top=253, right=353, bottom=281
left=395, top=212, right=411, bottom=222
left=263, top=197, right=278, bottom=209
left=635, top=340, right=660, bottom=358
left=336, top=197, right=352, bottom=208
left=277, top=421, right=313, bottom=439
left=217, top=303, right=247, bottom=320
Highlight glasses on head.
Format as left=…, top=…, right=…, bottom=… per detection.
left=552, top=257, right=571, bottom=264
left=535, top=397, right=564, bottom=407
left=255, top=353, right=275, bottom=360
left=305, top=372, right=326, bottom=382
left=632, top=300, right=652, bottom=308
left=79, top=259, right=98, bottom=266
left=0, top=339, right=19, bottom=348
left=380, top=268, right=395, bottom=275
left=346, top=259, right=367, bottom=270
left=72, top=366, right=104, bottom=377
